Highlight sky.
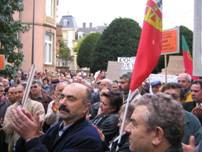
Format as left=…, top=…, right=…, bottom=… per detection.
left=57, top=0, right=194, bottom=30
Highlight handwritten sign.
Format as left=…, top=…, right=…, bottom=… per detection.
left=161, top=27, right=179, bottom=55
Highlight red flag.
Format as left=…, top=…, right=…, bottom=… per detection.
left=130, top=0, right=162, bottom=91
left=181, top=35, right=199, bottom=80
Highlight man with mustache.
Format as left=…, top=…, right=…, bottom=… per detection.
left=10, top=83, right=104, bottom=152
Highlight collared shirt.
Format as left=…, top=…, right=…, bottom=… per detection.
left=58, top=122, right=72, bottom=137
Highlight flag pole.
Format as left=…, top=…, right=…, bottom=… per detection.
left=116, top=90, right=132, bottom=151
left=22, top=64, right=36, bottom=107
left=164, top=54, right=167, bottom=83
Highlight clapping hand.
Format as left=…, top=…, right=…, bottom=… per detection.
left=10, top=106, right=43, bottom=141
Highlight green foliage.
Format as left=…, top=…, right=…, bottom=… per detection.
left=58, top=39, right=70, bottom=59
left=77, top=33, right=101, bottom=68
left=91, top=18, right=141, bottom=73
left=74, top=36, right=84, bottom=53
left=0, top=0, right=25, bottom=77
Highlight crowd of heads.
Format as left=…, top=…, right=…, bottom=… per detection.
left=0, top=70, right=202, bottom=152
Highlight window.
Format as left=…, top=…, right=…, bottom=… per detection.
left=44, top=33, right=53, bottom=64
left=46, top=0, right=54, bottom=17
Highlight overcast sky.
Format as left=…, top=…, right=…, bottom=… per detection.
left=57, top=0, right=194, bottom=30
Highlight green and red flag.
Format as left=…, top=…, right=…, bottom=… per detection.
left=130, top=0, right=162, bottom=91
left=181, top=35, right=199, bottom=80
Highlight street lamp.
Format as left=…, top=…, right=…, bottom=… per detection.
left=31, top=0, right=35, bottom=64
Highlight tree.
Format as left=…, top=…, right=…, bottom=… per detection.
left=58, top=39, right=70, bottom=59
left=77, top=33, right=101, bottom=68
left=0, top=0, right=25, bottom=77
left=91, top=18, right=141, bottom=73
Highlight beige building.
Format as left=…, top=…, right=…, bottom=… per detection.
left=58, top=15, right=78, bottom=71
left=17, top=0, right=58, bottom=72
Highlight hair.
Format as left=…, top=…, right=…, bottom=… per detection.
left=16, top=84, right=25, bottom=90
left=42, top=77, right=49, bottom=83
left=120, top=72, right=131, bottom=83
left=133, top=93, right=184, bottom=148
left=101, top=90, right=123, bottom=113
left=99, top=78, right=113, bottom=89
left=178, top=73, right=192, bottom=82
left=85, top=88, right=92, bottom=103
left=192, top=79, right=202, bottom=89
left=161, top=82, right=182, bottom=92
left=32, top=80, right=42, bottom=87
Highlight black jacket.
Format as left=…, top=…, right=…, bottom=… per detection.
left=110, top=133, right=130, bottom=152
left=91, top=113, right=119, bottom=146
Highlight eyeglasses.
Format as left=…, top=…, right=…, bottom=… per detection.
left=119, top=81, right=127, bottom=84
left=8, top=92, right=15, bottom=94
left=14, top=91, right=23, bottom=94
left=31, top=85, right=38, bottom=89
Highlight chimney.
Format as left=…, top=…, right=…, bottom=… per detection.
left=89, top=22, right=93, bottom=28
left=83, top=22, right=86, bottom=28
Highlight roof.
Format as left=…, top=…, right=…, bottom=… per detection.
left=78, top=25, right=107, bottom=34
left=59, top=15, right=77, bottom=29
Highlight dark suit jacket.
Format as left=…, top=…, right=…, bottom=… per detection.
left=15, top=118, right=104, bottom=152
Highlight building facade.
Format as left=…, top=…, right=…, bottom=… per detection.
left=58, top=15, right=78, bottom=71
left=19, top=0, right=57, bottom=72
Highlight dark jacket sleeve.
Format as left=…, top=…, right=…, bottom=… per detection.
left=99, top=114, right=119, bottom=144
left=15, top=137, right=48, bottom=152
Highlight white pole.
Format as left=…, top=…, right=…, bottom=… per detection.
left=116, top=90, right=132, bottom=151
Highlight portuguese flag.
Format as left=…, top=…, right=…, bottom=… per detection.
left=181, top=35, right=198, bottom=80
left=130, top=0, right=162, bottom=91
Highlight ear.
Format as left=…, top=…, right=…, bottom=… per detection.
left=83, top=102, right=90, bottom=114
left=152, top=127, right=164, bottom=146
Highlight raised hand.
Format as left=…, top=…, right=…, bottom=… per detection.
left=10, top=106, right=43, bottom=140
left=182, top=136, right=196, bottom=152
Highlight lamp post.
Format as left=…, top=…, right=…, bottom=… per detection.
left=31, top=0, right=35, bottom=64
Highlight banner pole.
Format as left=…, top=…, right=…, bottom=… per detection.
left=164, top=55, right=167, bottom=83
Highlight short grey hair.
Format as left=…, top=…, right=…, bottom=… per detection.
left=133, top=93, right=184, bottom=147
left=178, top=73, right=192, bottom=82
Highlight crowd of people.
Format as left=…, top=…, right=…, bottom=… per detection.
left=0, top=70, right=202, bottom=152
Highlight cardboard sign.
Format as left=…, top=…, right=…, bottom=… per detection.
left=161, top=27, right=179, bottom=55
left=0, top=55, right=5, bottom=70
left=106, top=61, right=122, bottom=81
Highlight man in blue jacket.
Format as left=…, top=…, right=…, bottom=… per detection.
left=10, top=83, right=104, bottom=152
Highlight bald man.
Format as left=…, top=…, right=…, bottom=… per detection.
left=11, top=83, right=104, bottom=152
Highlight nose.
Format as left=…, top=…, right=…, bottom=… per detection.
left=125, top=122, right=132, bottom=134
left=59, top=98, right=66, bottom=104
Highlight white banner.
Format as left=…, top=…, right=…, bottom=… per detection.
left=117, top=57, right=136, bottom=72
